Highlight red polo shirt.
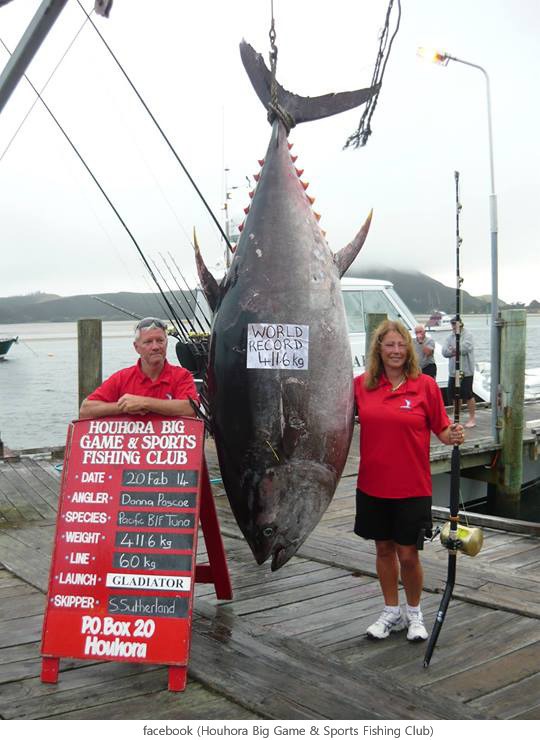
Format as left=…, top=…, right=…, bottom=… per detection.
left=354, top=373, right=449, bottom=499
left=88, top=359, right=197, bottom=403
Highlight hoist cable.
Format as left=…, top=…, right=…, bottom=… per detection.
left=344, top=0, right=402, bottom=149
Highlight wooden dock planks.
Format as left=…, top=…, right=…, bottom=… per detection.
left=0, top=452, right=539, bottom=720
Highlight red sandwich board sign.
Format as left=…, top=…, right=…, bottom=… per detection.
left=41, top=415, right=231, bottom=691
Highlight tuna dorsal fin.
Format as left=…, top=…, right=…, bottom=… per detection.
left=240, top=40, right=379, bottom=126
left=334, top=210, right=373, bottom=278
left=193, top=228, right=220, bottom=312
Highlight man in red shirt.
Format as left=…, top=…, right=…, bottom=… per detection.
left=79, top=317, right=197, bottom=420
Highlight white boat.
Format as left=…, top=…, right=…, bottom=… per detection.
left=339, top=278, right=489, bottom=401
left=475, top=361, right=540, bottom=402
left=192, top=276, right=486, bottom=401
left=425, top=310, right=453, bottom=332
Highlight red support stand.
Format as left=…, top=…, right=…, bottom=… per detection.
left=41, top=656, right=59, bottom=684
left=196, top=458, right=233, bottom=600
left=168, top=666, right=188, bottom=692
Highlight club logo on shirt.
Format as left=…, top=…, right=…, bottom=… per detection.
left=400, top=399, right=413, bottom=410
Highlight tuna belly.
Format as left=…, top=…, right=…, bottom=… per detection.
left=210, top=327, right=355, bottom=569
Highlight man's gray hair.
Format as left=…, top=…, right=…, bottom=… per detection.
left=134, top=317, right=168, bottom=340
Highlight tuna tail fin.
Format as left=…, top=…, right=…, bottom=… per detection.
left=240, top=40, right=379, bottom=126
left=334, top=210, right=373, bottom=278
left=193, top=228, right=220, bottom=313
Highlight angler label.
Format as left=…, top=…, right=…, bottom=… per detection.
left=41, top=414, right=204, bottom=667
left=247, top=322, right=309, bottom=370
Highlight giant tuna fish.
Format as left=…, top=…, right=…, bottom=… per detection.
left=195, top=42, right=378, bottom=570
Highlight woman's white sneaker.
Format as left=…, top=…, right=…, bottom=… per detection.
left=406, top=610, right=428, bottom=641
left=366, top=608, right=407, bottom=640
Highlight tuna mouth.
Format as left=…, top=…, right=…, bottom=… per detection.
left=270, top=543, right=296, bottom=571
left=249, top=530, right=298, bottom=570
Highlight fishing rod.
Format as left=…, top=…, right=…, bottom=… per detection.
left=423, top=171, right=483, bottom=667
left=149, top=258, right=195, bottom=340
left=159, top=253, right=208, bottom=336
left=423, top=171, right=463, bottom=666
left=167, top=251, right=212, bottom=333
left=0, top=39, right=186, bottom=341
left=91, top=296, right=142, bottom=321
left=76, top=0, right=233, bottom=255
left=151, top=255, right=212, bottom=416
left=157, top=254, right=212, bottom=391
left=140, top=273, right=184, bottom=338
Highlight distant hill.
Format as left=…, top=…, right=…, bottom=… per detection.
left=0, top=291, right=195, bottom=324
left=0, top=270, right=534, bottom=324
left=348, top=267, right=492, bottom=314
left=0, top=292, right=61, bottom=322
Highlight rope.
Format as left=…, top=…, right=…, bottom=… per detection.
left=344, top=0, right=402, bottom=149
left=266, top=0, right=295, bottom=133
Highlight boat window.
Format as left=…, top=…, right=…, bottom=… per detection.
left=342, top=289, right=408, bottom=333
left=386, top=288, right=417, bottom=328
left=362, top=290, right=401, bottom=323
left=342, top=291, right=365, bottom=333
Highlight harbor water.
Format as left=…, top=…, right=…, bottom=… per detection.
left=1, top=314, right=540, bottom=450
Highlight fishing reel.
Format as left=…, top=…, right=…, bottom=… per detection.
left=175, top=332, right=209, bottom=378
left=416, top=524, right=438, bottom=550
left=416, top=521, right=483, bottom=557
left=439, top=521, right=484, bottom=557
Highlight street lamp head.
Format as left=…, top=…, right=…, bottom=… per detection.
left=417, top=46, right=449, bottom=66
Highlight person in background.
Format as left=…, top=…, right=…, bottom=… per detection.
left=413, top=324, right=437, bottom=378
left=354, top=320, right=464, bottom=641
left=442, top=316, right=476, bottom=429
left=79, top=317, right=197, bottom=419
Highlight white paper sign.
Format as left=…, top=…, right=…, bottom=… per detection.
left=247, top=323, right=309, bottom=370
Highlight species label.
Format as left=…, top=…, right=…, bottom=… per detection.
left=41, top=415, right=204, bottom=666
left=247, top=322, right=309, bottom=370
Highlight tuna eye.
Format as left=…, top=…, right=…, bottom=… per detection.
left=262, top=527, right=274, bottom=537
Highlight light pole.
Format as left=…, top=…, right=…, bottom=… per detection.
left=418, top=48, right=500, bottom=440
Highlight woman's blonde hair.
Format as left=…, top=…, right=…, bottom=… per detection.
left=364, top=320, right=420, bottom=390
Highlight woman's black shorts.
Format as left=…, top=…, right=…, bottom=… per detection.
left=354, top=489, right=432, bottom=547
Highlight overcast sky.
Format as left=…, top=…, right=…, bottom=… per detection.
left=0, top=0, right=539, bottom=303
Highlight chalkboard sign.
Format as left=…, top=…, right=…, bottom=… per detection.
left=41, top=415, right=205, bottom=673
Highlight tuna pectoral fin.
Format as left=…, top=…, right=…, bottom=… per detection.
left=193, top=228, right=220, bottom=313
left=240, top=40, right=379, bottom=125
left=334, top=210, right=373, bottom=278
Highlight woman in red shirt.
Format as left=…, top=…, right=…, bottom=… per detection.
left=354, top=320, right=464, bottom=641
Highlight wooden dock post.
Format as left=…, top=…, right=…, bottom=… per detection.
left=365, top=313, right=387, bottom=360
left=496, top=308, right=527, bottom=516
left=77, top=318, right=102, bottom=409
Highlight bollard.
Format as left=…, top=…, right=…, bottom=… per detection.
left=496, top=309, right=526, bottom=517
left=78, top=319, right=102, bottom=411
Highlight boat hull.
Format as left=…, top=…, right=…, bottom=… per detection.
left=0, top=337, right=18, bottom=359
